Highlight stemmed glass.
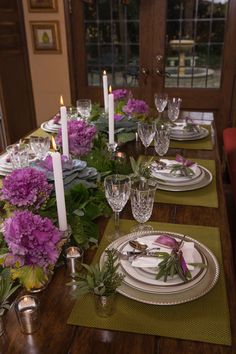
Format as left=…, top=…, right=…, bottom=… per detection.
left=154, top=93, right=168, bottom=114
left=154, top=125, right=170, bottom=157
left=104, top=174, right=131, bottom=240
left=130, top=177, right=157, bottom=232
left=137, top=121, right=156, bottom=155
left=167, top=97, right=182, bottom=122
left=76, top=99, right=92, bottom=121
left=29, top=136, right=50, bottom=160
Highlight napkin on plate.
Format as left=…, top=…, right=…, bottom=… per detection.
left=151, top=158, right=198, bottom=176
left=131, top=237, right=195, bottom=270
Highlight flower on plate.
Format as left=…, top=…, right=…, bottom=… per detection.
left=1, top=167, right=52, bottom=210
left=56, top=120, right=97, bottom=157
left=3, top=210, right=62, bottom=269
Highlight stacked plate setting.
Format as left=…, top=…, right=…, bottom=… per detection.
left=170, top=123, right=209, bottom=141
left=41, top=118, right=60, bottom=133
left=0, top=152, right=36, bottom=176
left=100, top=231, right=219, bottom=305
left=151, top=159, right=212, bottom=191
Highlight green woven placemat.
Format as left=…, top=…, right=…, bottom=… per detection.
left=155, top=158, right=218, bottom=208
left=170, top=125, right=213, bottom=150
left=68, top=219, right=231, bottom=346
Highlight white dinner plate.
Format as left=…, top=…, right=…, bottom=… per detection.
left=170, top=127, right=209, bottom=141
left=152, top=163, right=202, bottom=183
left=40, top=122, right=59, bottom=133
left=156, top=166, right=212, bottom=191
left=100, top=230, right=219, bottom=305
left=152, top=166, right=206, bottom=187
left=118, top=235, right=207, bottom=286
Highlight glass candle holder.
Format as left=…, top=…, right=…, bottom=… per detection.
left=15, top=295, right=40, bottom=334
left=66, top=246, right=84, bottom=277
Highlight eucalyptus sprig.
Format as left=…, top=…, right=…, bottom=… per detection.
left=68, top=249, right=125, bottom=297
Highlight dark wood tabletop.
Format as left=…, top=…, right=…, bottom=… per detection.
left=1, top=112, right=235, bottom=354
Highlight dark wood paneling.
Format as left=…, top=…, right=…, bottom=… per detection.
left=0, top=0, right=36, bottom=144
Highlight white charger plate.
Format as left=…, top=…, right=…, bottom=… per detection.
left=100, top=230, right=219, bottom=305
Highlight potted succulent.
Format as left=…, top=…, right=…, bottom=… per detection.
left=70, top=249, right=124, bottom=317
left=0, top=268, right=20, bottom=336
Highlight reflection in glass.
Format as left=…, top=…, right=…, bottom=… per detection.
left=83, top=0, right=140, bottom=87
left=165, top=0, right=228, bottom=89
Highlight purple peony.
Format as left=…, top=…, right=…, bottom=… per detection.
left=3, top=211, right=62, bottom=268
left=123, top=98, right=149, bottom=116
left=1, top=167, right=52, bottom=210
left=56, top=120, right=97, bottom=157
left=113, top=89, right=130, bottom=101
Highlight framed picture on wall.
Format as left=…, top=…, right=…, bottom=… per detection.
left=28, top=0, right=58, bottom=12
left=30, top=21, right=61, bottom=54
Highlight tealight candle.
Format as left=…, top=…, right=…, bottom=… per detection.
left=108, top=85, right=114, bottom=145
left=15, top=295, right=40, bottom=334
left=102, top=70, right=109, bottom=113
left=66, top=246, right=84, bottom=277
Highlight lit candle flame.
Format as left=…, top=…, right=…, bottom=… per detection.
left=109, top=85, right=112, bottom=94
left=23, top=296, right=28, bottom=303
left=103, top=70, right=106, bottom=75
left=51, top=136, right=57, bottom=152
left=60, top=95, right=64, bottom=106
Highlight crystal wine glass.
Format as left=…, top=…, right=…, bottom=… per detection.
left=76, top=99, right=92, bottom=121
left=104, top=174, right=131, bottom=240
left=137, top=121, right=156, bottom=155
left=154, top=125, right=170, bottom=157
left=154, top=93, right=168, bottom=114
left=30, top=136, right=50, bottom=160
left=130, top=177, right=157, bottom=232
left=167, top=97, right=182, bottom=122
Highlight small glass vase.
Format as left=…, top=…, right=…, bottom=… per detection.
left=94, top=293, right=116, bottom=318
left=0, top=315, right=5, bottom=336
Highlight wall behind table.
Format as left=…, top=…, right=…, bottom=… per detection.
left=22, top=0, right=71, bottom=126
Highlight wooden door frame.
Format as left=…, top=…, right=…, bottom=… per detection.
left=65, top=0, right=236, bottom=143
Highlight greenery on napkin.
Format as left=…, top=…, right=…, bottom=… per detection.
left=170, top=163, right=195, bottom=177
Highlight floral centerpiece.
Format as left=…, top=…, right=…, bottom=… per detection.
left=56, top=119, right=97, bottom=157
left=2, top=210, right=62, bottom=290
left=0, top=167, right=63, bottom=291
left=94, top=89, right=150, bottom=144
left=1, top=167, right=52, bottom=211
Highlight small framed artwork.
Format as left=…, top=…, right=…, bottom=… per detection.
left=30, top=21, right=61, bottom=54
left=28, top=0, right=58, bottom=12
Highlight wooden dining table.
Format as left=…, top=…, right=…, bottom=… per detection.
left=0, top=111, right=235, bottom=354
